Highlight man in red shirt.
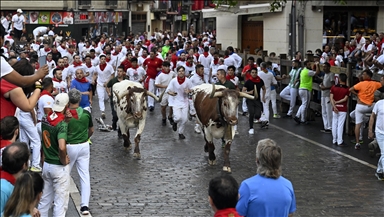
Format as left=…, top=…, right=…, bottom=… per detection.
left=143, top=49, right=163, bottom=111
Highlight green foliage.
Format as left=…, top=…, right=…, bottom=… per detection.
left=212, top=0, right=238, bottom=8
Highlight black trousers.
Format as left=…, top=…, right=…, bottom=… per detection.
left=110, top=99, right=118, bottom=130
left=246, top=99, right=262, bottom=129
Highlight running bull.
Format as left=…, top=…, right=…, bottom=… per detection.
left=113, top=80, right=159, bottom=159
left=192, top=84, right=254, bottom=172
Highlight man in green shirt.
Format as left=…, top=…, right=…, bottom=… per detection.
left=106, top=66, right=127, bottom=137
left=161, top=40, right=171, bottom=59
left=66, top=88, right=94, bottom=215
left=38, top=93, right=71, bottom=217
left=216, top=69, right=236, bottom=89
left=294, top=61, right=320, bottom=124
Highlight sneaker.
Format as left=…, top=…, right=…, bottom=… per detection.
left=88, top=138, right=93, bottom=145
left=235, top=130, right=239, bottom=135
left=355, top=143, right=361, bottom=150
left=162, top=118, right=166, bottom=126
left=253, top=119, right=260, bottom=124
left=172, top=122, right=177, bottom=132
left=350, top=139, right=363, bottom=144
left=80, top=206, right=90, bottom=215
left=179, top=134, right=185, bottom=140
left=101, top=112, right=106, bottom=119
left=194, top=125, right=201, bottom=134
left=261, top=121, right=269, bottom=128
left=368, top=142, right=376, bottom=158
left=248, top=128, right=254, bottom=135
left=242, top=112, right=248, bottom=116
left=283, top=114, right=292, bottom=118
left=320, top=129, right=331, bottom=133
left=273, top=114, right=281, bottom=119
left=168, top=116, right=175, bottom=125
left=375, top=173, right=384, bottom=181
left=30, top=165, right=42, bottom=173
left=293, top=116, right=301, bottom=124
left=149, top=106, right=154, bottom=112
left=338, top=142, right=347, bottom=147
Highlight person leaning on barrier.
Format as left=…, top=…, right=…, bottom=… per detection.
left=236, top=138, right=296, bottom=217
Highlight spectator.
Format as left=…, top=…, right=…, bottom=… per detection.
left=0, top=116, right=19, bottom=166
left=319, top=62, right=335, bottom=133
left=2, top=171, right=44, bottom=217
left=208, top=175, right=241, bottom=217
left=70, top=68, right=93, bottom=112
left=0, top=142, right=30, bottom=213
left=236, top=138, right=296, bottom=217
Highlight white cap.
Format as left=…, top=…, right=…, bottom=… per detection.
left=177, top=33, right=182, bottom=37
left=17, top=9, right=23, bottom=13
left=191, top=38, right=197, bottom=42
left=217, top=65, right=227, bottom=72
left=52, top=93, right=69, bottom=112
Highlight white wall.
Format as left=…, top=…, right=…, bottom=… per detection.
left=263, top=5, right=290, bottom=55
left=216, top=15, right=239, bottom=49
left=304, top=2, right=324, bottom=52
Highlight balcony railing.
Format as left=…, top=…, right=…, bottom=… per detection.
left=78, top=0, right=91, bottom=5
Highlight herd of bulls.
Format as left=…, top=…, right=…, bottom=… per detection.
left=112, top=80, right=254, bottom=173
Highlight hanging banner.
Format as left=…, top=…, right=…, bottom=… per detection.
left=28, top=11, right=39, bottom=24
left=50, top=12, right=63, bottom=25
left=74, top=12, right=89, bottom=24
left=38, top=11, right=50, bottom=24
left=62, top=12, right=74, bottom=24
left=88, top=12, right=95, bottom=24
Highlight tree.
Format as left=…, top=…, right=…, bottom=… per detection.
left=212, top=0, right=348, bottom=12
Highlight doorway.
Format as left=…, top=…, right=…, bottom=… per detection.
left=242, top=20, right=263, bottom=54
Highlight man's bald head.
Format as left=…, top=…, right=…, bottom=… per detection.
left=2, top=142, right=30, bottom=174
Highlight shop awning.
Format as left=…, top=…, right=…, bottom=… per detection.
left=202, top=3, right=283, bottom=18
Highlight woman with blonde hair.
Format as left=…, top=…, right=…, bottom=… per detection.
left=2, top=171, right=44, bottom=217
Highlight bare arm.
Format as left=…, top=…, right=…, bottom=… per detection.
left=88, top=127, right=94, bottom=138
left=368, top=112, right=376, bottom=139
left=349, top=87, right=357, bottom=95
left=2, top=65, right=49, bottom=87
left=43, top=108, right=53, bottom=115
left=288, top=213, right=294, bottom=217
left=8, top=88, right=41, bottom=112
left=58, top=138, right=69, bottom=165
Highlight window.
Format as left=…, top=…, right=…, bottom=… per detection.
left=78, top=0, right=91, bottom=5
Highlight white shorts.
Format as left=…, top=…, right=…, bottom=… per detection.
left=355, top=103, right=374, bottom=124
left=160, top=93, right=169, bottom=107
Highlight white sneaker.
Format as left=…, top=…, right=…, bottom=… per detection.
left=235, top=130, right=239, bottom=135
left=194, top=125, right=201, bottom=134
left=248, top=128, right=254, bottom=135
left=30, top=165, right=42, bottom=173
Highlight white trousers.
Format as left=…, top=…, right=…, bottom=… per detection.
left=38, top=163, right=70, bottom=217
left=203, top=68, right=210, bottom=83
left=67, top=142, right=91, bottom=207
left=270, top=89, right=278, bottom=115
left=332, top=111, right=347, bottom=144
left=173, top=106, right=188, bottom=134
left=280, top=86, right=298, bottom=116
left=19, top=118, right=41, bottom=167
left=260, top=93, right=271, bottom=122
left=96, top=85, right=108, bottom=112
left=189, top=99, right=196, bottom=116
left=242, top=98, right=248, bottom=113
left=321, top=96, right=333, bottom=130
left=148, top=78, right=156, bottom=107
left=376, top=132, right=384, bottom=174
left=296, top=89, right=310, bottom=122
left=349, top=110, right=365, bottom=140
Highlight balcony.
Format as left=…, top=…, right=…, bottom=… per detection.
left=151, top=0, right=169, bottom=12
left=106, top=0, right=118, bottom=9
left=78, top=0, right=91, bottom=10
left=0, top=0, right=68, bottom=10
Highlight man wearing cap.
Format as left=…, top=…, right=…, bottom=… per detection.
left=38, top=93, right=71, bottom=217
left=280, top=60, right=302, bottom=118
left=33, top=26, right=49, bottom=41
left=11, top=9, right=25, bottom=40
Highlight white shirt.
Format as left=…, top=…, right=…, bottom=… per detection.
left=127, top=66, right=146, bottom=83
left=198, top=54, right=213, bottom=69
left=1, top=18, right=10, bottom=31
left=63, top=16, right=73, bottom=24
left=166, top=77, right=192, bottom=108
left=361, top=44, right=373, bottom=53
left=228, top=76, right=239, bottom=87
left=57, top=45, right=68, bottom=58
left=182, top=63, right=195, bottom=77
left=84, top=64, right=96, bottom=82
left=335, top=55, right=344, bottom=67
left=95, top=64, right=114, bottom=85
left=372, top=99, right=384, bottom=134
left=224, top=56, right=236, bottom=67
left=189, top=73, right=205, bottom=87
left=230, top=53, right=242, bottom=69
left=33, top=26, right=48, bottom=37
left=37, top=95, right=54, bottom=121
left=155, top=71, right=176, bottom=94
left=48, top=30, right=54, bottom=36
left=12, top=14, right=25, bottom=30
left=210, top=61, right=220, bottom=83
left=258, top=70, right=277, bottom=94
left=1, top=56, right=13, bottom=78
left=138, top=56, right=148, bottom=66
left=53, top=80, right=68, bottom=94
left=91, top=56, right=99, bottom=67
left=67, top=64, right=87, bottom=80
left=355, top=37, right=366, bottom=50
left=46, top=60, right=56, bottom=71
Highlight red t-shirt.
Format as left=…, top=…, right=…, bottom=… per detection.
left=120, top=59, right=132, bottom=72
left=143, top=57, right=163, bottom=79
left=330, top=84, right=350, bottom=112
left=242, top=64, right=257, bottom=81
left=171, top=54, right=178, bottom=69
left=0, top=80, right=18, bottom=119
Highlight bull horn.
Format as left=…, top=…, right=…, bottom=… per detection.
left=209, top=84, right=216, bottom=98
left=239, top=92, right=254, bottom=100
left=158, top=90, right=166, bottom=102
left=213, top=91, right=223, bottom=98
left=146, top=90, right=159, bottom=102
left=113, top=90, right=121, bottom=104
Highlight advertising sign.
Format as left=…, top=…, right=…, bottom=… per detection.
left=38, top=11, right=50, bottom=24
left=50, top=12, right=63, bottom=25
left=74, top=12, right=89, bottom=24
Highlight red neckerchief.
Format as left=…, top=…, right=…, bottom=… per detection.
left=69, top=109, right=79, bottom=119
left=106, top=58, right=111, bottom=63
left=99, top=63, right=107, bottom=71
left=0, top=139, right=12, bottom=149
left=131, top=65, right=139, bottom=70
left=224, top=55, right=229, bottom=59
left=161, top=70, right=170, bottom=74
left=52, top=50, right=58, bottom=53
left=36, top=42, right=41, bottom=45
left=61, top=45, right=66, bottom=50
left=44, top=47, right=51, bottom=52
left=103, top=51, right=107, bottom=55
left=56, top=66, right=64, bottom=70
left=357, top=37, right=361, bottom=44
left=142, top=54, right=148, bottom=59
left=47, top=111, right=65, bottom=127
left=68, top=50, right=74, bottom=55
left=194, top=53, right=199, bottom=59
left=226, top=74, right=235, bottom=80
left=64, top=64, right=69, bottom=68
left=35, top=62, right=40, bottom=70
left=213, top=58, right=219, bottom=65
left=214, top=208, right=242, bottom=217
left=86, top=63, right=92, bottom=68
left=52, top=77, right=62, bottom=83
left=113, top=52, right=119, bottom=56
left=364, top=44, right=369, bottom=50
left=203, top=52, right=209, bottom=58
left=40, top=90, right=53, bottom=98
left=75, top=77, right=88, bottom=83
left=86, top=45, right=90, bottom=48
left=0, top=169, right=16, bottom=185
left=177, top=76, right=185, bottom=85
left=73, top=61, right=83, bottom=67
left=249, top=76, right=261, bottom=83
left=186, top=62, right=192, bottom=67
left=46, top=58, right=53, bottom=63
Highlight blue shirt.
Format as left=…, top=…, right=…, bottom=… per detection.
left=0, top=179, right=14, bottom=213
left=70, top=79, right=92, bottom=108
left=236, top=174, right=296, bottom=217
left=269, top=69, right=276, bottom=91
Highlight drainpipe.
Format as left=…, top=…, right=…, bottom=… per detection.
left=291, top=0, right=296, bottom=59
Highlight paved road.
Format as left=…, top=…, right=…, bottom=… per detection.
left=68, top=97, right=382, bottom=216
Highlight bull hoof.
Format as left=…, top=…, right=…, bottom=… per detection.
left=223, top=166, right=232, bottom=173
left=133, top=153, right=141, bottom=160
left=208, top=159, right=217, bottom=165
left=125, top=146, right=132, bottom=151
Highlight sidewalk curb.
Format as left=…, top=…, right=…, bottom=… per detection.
left=69, top=177, right=93, bottom=217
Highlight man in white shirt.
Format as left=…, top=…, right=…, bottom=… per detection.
left=57, top=42, right=68, bottom=58
left=36, top=77, right=55, bottom=136
left=189, top=64, right=206, bottom=133
left=258, top=62, right=277, bottom=127
left=67, top=55, right=86, bottom=87
left=11, top=9, right=25, bottom=40
left=1, top=14, right=12, bottom=33
left=198, top=46, right=213, bottom=83
left=137, top=49, right=148, bottom=66
left=63, top=12, right=74, bottom=24
left=33, top=26, right=48, bottom=41
left=89, top=49, right=99, bottom=66
left=166, top=65, right=193, bottom=140
left=155, top=61, right=176, bottom=126
left=361, top=38, right=374, bottom=58
left=46, top=53, right=56, bottom=71
left=182, top=57, right=195, bottom=77
left=126, top=57, right=146, bottom=84
left=52, top=68, right=68, bottom=96
left=94, top=55, right=114, bottom=119
left=227, top=46, right=242, bottom=73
